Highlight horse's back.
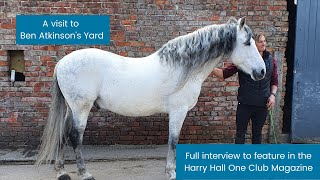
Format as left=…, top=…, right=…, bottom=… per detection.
left=57, top=48, right=125, bottom=70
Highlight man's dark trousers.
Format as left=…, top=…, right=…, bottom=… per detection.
left=235, top=103, right=268, bottom=144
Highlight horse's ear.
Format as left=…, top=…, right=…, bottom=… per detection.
left=238, top=17, right=246, bottom=30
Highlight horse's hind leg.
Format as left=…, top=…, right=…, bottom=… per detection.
left=166, top=108, right=188, bottom=180
left=55, top=145, right=70, bottom=180
left=69, top=103, right=95, bottom=180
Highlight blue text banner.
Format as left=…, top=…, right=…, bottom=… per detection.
left=176, top=144, right=320, bottom=180
left=16, top=15, right=110, bottom=45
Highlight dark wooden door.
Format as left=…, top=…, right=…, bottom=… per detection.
left=292, top=0, right=320, bottom=143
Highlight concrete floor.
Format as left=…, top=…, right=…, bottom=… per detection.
left=0, top=145, right=169, bottom=180
left=0, top=159, right=167, bottom=180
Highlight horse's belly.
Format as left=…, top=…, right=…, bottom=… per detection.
left=96, top=97, right=165, bottom=117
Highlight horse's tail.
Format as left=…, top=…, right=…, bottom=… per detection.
left=35, top=72, right=71, bottom=167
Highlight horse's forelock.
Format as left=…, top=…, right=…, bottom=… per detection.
left=243, top=25, right=253, bottom=45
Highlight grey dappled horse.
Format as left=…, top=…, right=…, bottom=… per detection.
left=35, top=17, right=265, bottom=180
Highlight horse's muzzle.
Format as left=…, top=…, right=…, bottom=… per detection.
left=253, top=69, right=265, bottom=81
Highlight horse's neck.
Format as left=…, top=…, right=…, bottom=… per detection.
left=196, top=56, right=223, bottom=83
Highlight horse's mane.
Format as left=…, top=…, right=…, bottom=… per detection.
left=158, top=18, right=239, bottom=77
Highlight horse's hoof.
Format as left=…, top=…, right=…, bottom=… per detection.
left=58, top=174, right=71, bottom=180
left=80, top=172, right=95, bottom=180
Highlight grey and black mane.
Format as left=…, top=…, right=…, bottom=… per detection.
left=158, top=18, right=252, bottom=77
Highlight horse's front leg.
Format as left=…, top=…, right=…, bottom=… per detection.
left=166, top=108, right=188, bottom=180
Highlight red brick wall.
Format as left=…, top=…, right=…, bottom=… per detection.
left=0, top=0, right=288, bottom=148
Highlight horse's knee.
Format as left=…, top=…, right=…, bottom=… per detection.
left=169, top=135, right=179, bottom=150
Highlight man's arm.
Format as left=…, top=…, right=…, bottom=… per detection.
left=212, top=64, right=238, bottom=80
left=267, top=58, right=279, bottom=110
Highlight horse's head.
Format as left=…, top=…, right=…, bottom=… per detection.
left=229, top=17, right=266, bottom=81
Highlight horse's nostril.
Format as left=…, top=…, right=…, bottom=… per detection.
left=253, top=69, right=265, bottom=81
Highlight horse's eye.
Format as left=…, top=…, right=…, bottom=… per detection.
left=244, top=42, right=250, bottom=46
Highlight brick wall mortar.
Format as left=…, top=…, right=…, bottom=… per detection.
left=0, top=0, right=288, bottom=148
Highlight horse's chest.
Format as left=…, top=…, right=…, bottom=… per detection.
left=185, top=85, right=202, bottom=110
left=167, top=81, right=202, bottom=111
